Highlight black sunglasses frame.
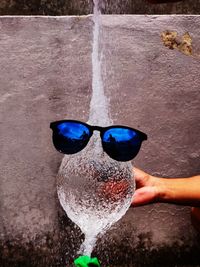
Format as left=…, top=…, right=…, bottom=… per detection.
left=50, top=120, right=148, bottom=141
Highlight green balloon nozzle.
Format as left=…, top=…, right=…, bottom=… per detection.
left=74, top=256, right=100, bottom=267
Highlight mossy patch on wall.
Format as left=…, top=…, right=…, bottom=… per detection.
left=161, top=31, right=192, bottom=56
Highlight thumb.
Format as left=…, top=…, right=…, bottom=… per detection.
left=132, top=187, right=158, bottom=206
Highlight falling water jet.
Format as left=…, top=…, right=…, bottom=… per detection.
left=57, top=0, right=134, bottom=260
left=88, top=0, right=111, bottom=128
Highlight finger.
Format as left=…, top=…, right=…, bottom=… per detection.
left=131, top=187, right=158, bottom=206
left=133, top=167, right=150, bottom=188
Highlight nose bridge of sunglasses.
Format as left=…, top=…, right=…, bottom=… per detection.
left=91, top=125, right=104, bottom=132
left=89, top=125, right=105, bottom=137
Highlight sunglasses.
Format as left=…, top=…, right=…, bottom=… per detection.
left=50, top=120, right=147, bottom=162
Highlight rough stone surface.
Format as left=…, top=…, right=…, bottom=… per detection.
left=0, top=0, right=200, bottom=15
left=0, top=15, right=200, bottom=266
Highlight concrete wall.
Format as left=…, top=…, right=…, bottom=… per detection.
left=0, top=0, right=200, bottom=15
left=0, top=15, right=200, bottom=266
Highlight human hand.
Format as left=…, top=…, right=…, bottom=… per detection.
left=132, top=168, right=200, bottom=207
left=132, top=168, right=163, bottom=206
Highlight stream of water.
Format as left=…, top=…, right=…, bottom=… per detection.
left=88, top=0, right=111, bottom=127
left=57, top=0, right=134, bottom=258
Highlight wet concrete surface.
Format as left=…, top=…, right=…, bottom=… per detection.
left=0, top=15, right=200, bottom=266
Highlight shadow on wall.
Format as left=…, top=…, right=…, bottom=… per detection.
left=0, top=0, right=200, bottom=15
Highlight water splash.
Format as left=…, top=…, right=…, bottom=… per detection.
left=57, top=0, right=134, bottom=258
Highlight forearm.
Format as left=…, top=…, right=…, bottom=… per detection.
left=156, top=176, right=200, bottom=206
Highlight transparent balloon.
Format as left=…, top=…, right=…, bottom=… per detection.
left=57, top=133, right=135, bottom=256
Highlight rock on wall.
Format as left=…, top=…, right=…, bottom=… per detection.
left=0, top=0, right=200, bottom=15
left=0, top=15, right=200, bottom=266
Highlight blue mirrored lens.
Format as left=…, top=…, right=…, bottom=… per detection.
left=53, top=122, right=90, bottom=154
left=102, top=128, right=142, bottom=161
